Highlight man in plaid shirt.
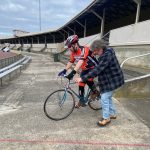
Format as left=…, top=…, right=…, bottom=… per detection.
left=74, top=39, right=124, bottom=126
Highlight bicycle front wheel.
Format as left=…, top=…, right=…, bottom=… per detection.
left=44, top=89, right=75, bottom=121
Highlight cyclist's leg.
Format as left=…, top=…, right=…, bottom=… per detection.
left=75, top=83, right=87, bottom=108
left=75, top=70, right=88, bottom=107
left=83, top=69, right=100, bottom=97
left=78, top=82, right=86, bottom=104
left=81, top=69, right=96, bottom=91
left=86, top=79, right=96, bottom=91
left=87, top=80, right=100, bottom=100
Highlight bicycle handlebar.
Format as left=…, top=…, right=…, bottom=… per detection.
left=58, top=75, right=76, bottom=85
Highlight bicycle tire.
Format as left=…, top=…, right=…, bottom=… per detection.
left=44, top=89, right=75, bottom=121
left=88, top=90, right=102, bottom=111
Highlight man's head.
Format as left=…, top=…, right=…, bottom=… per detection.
left=65, top=35, right=79, bottom=52
left=90, top=39, right=107, bottom=56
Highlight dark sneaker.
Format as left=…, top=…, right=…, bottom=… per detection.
left=89, top=90, right=100, bottom=101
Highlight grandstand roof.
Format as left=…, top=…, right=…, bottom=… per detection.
left=1, top=0, right=150, bottom=43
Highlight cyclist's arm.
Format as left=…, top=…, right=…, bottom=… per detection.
left=74, top=47, right=89, bottom=71
left=66, top=62, right=73, bottom=71
left=74, top=60, right=84, bottom=72
left=66, top=54, right=75, bottom=71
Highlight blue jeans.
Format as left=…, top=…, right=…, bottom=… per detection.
left=100, top=91, right=116, bottom=119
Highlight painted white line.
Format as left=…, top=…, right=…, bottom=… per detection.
left=112, top=97, right=120, bottom=103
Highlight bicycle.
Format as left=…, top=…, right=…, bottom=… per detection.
left=44, top=76, right=102, bottom=121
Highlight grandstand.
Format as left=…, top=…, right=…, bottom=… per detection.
left=0, top=0, right=150, bottom=55
left=0, top=0, right=149, bottom=78
left=0, top=0, right=150, bottom=87
left=0, top=0, right=149, bottom=119
left=0, top=0, right=150, bottom=148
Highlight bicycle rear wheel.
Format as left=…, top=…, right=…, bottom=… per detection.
left=88, top=91, right=102, bottom=111
left=44, top=89, right=75, bottom=121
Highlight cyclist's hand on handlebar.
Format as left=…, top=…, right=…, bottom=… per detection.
left=74, top=77, right=82, bottom=83
left=58, top=69, right=67, bottom=76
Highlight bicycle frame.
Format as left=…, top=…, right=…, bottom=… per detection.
left=62, top=80, right=91, bottom=104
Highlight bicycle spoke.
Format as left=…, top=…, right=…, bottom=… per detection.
left=44, top=90, right=75, bottom=120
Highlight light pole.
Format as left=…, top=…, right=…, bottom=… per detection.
left=39, top=0, right=41, bottom=31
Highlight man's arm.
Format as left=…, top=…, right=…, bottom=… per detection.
left=82, top=51, right=112, bottom=82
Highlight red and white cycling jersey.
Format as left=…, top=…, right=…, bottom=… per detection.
left=69, top=46, right=98, bottom=70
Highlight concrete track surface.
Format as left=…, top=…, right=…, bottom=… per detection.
left=0, top=52, right=150, bottom=150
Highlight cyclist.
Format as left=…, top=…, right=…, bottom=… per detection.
left=58, top=35, right=99, bottom=108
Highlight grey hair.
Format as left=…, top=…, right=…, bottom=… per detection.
left=90, top=39, right=107, bottom=51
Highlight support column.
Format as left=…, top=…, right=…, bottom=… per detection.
left=84, top=20, right=86, bottom=37
left=91, top=9, right=105, bottom=38
left=67, top=26, right=75, bottom=35
left=74, top=26, right=76, bottom=35
left=49, top=34, right=55, bottom=43
left=133, top=0, right=141, bottom=23
left=20, top=39, right=23, bottom=51
left=31, top=37, right=33, bottom=47
left=49, top=34, right=56, bottom=53
left=59, top=31, right=65, bottom=41
left=37, top=37, right=39, bottom=44
left=75, top=20, right=86, bottom=37
left=44, top=36, right=47, bottom=45
left=100, top=9, right=105, bottom=38
left=52, top=35, right=55, bottom=43
left=62, top=29, right=69, bottom=37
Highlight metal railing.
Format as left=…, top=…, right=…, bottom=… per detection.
left=0, top=54, right=23, bottom=69
left=120, top=52, right=150, bottom=82
left=120, top=52, right=150, bottom=68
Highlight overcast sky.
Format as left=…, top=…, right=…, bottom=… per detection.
left=0, top=0, right=92, bottom=36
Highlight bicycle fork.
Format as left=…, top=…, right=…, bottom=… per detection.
left=59, top=82, right=70, bottom=108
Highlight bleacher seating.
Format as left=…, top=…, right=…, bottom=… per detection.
left=0, top=55, right=31, bottom=86
left=0, top=51, right=17, bottom=59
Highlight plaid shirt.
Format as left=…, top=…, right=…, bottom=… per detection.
left=82, top=48, right=124, bottom=93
